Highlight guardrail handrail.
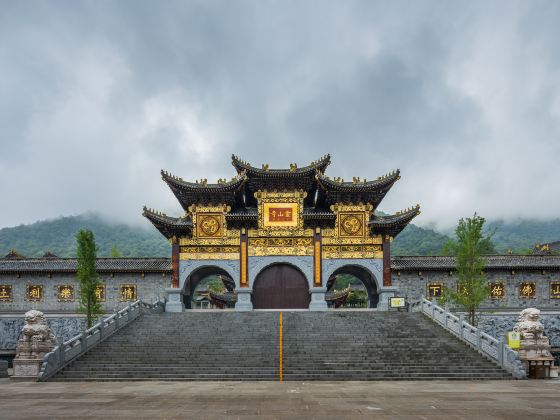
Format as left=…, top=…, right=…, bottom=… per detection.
left=38, top=299, right=165, bottom=381
left=420, top=298, right=526, bottom=379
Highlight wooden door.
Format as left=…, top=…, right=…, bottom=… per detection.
left=252, top=264, right=310, bottom=309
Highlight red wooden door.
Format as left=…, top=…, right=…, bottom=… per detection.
left=252, top=264, right=310, bottom=309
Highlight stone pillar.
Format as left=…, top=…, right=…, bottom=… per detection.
left=382, top=235, right=392, bottom=287
left=12, top=310, right=55, bottom=380
left=309, top=287, right=328, bottom=310
left=165, top=287, right=185, bottom=313
left=235, top=288, right=253, bottom=311
left=377, top=287, right=398, bottom=311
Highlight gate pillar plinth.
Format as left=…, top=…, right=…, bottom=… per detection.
left=165, top=288, right=185, bottom=313
left=235, top=288, right=253, bottom=311
left=377, top=287, right=399, bottom=311
left=309, top=287, right=328, bottom=311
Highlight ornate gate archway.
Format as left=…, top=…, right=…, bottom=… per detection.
left=252, top=264, right=310, bottom=309
left=326, top=265, right=379, bottom=308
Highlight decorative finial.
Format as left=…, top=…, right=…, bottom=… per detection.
left=290, top=163, right=298, bottom=172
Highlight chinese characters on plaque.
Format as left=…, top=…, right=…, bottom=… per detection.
left=262, top=203, right=298, bottom=227
left=550, top=282, right=560, bottom=299
left=120, top=284, right=137, bottom=301
left=0, top=285, right=13, bottom=301
left=489, top=282, right=505, bottom=299
left=57, top=285, right=74, bottom=302
left=268, top=207, right=293, bottom=222
left=95, top=285, right=106, bottom=301
left=26, top=285, right=43, bottom=301
left=427, top=283, right=443, bottom=298
left=519, top=282, right=536, bottom=298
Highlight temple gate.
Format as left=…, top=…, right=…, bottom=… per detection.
left=144, top=154, right=419, bottom=311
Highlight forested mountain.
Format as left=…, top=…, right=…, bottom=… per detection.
left=0, top=213, right=558, bottom=258
left=0, top=214, right=169, bottom=257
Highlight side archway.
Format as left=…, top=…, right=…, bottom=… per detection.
left=252, top=263, right=310, bottom=309
left=326, top=265, right=379, bottom=308
left=183, top=266, right=236, bottom=309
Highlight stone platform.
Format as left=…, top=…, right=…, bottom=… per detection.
left=1, top=379, right=559, bottom=419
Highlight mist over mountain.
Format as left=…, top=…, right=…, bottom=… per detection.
left=1, top=213, right=557, bottom=258
left=0, top=213, right=170, bottom=258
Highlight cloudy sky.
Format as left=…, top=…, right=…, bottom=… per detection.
left=1, top=0, right=559, bottom=230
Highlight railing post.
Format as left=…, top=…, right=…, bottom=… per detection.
left=114, top=309, right=120, bottom=329
left=460, top=321, right=464, bottom=340
left=80, top=329, right=87, bottom=354
left=431, top=302, right=435, bottom=319
left=57, top=337, right=65, bottom=366
left=498, top=340, right=504, bottom=366
left=476, top=328, right=482, bottom=351
left=99, top=319, right=104, bottom=340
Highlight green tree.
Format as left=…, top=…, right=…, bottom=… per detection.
left=445, top=214, right=490, bottom=326
left=110, top=245, right=122, bottom=257
left=76, top=230, right=103, bottom=327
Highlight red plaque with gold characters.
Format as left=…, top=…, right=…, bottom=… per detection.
left=268, top=207, right=293, bottom=222
left=489, top=282, right=505, bottom=299
left=427, top=283, right=443, bottom=298
left=120, top=284, right=137, bottom=301
left=519, top=282, right=536, bottom=298
left=26, top=284, right=43, bottom=301
left=550, top=282, right=560, bottom=299
left=263, top=203, right=298, bottom=227
left=0, top=285, right=13, bottom=302
left=57, top=285, right=74, bottom=302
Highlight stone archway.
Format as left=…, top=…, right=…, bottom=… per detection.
left=183, top=266, right=235, bottom=309
left=326, top=265, right=379, bottom=308
left=252, top=264, right=310, bottom=309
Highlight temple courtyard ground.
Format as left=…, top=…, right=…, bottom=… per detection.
left=1, top=379, right=559, bottom=419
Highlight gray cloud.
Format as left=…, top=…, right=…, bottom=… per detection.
left=1, top=0, right=559, bottom=229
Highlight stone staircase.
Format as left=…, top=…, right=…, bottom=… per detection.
left=52, top=311, right=512, bottom=381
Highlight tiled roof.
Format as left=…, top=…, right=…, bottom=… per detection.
left=0, top=258, right=171, bottom=273
left=534, top=241, right=560, bottom=255
left=231, top=154, right=331, bottom=176
left=391, top=255, right=560, bottom=271
left=3, top=255, right=558, bottom=274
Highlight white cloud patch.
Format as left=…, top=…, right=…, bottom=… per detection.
left=1, top=1, right=559, bottom=229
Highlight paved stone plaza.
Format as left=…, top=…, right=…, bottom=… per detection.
left=1, top=379, right=559, bottom=419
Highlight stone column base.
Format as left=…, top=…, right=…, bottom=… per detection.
left=377, top=287, right=399, bottom=311
left=235, top=288, right=253, bottom=311
left=12, top=358, right=42, bottom=380
left=165, top=288, right=185, bottom=313
left=309, top=287, right=328, bottom=311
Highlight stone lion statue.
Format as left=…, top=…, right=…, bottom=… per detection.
left=20, top=310, right=55, bottom=343
left=514, top=308, right=545, bottom=340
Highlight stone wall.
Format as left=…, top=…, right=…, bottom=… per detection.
left=392, top=270, right=560, bottom=310
left=0, top=316, right=85, bottom=351
left=0, top=272, right=169, bottom=313
left=477, top=313, right=560, bottom=347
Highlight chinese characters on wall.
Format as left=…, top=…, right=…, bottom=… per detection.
left=427, top=283, right=443, bottom=298
left=519, top=282, right=536, bottom=298
left=120, top=284, right=137, bottom=301
left=57, top=285, right=74, bottom=302
left=489, top=283, right=505, bottom=299
left=26, top=285, right=43, bottom=301
left=0, top=285, right=12, bottom=301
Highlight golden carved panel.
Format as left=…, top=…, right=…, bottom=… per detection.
left=339, top=212, right=365, bottom=237
left=180, top=245, right=240, bottom=261
left=196, top=213, right=224, bottom=238
left=322, top=244, right=383, bottom=259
